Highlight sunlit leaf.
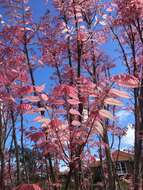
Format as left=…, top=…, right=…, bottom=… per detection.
left=72, top=120, right=81, bottom=126
left=110, top=88, right=130, bottom=99
left=67, top=99, right=80, bottom=105
left=104, top=98, right=123, bottom=106
left=99, top=109, right=114, bottom=120
left=69, top=108, right=81, bottom=115
left=94, top=121, right=104, bottom=136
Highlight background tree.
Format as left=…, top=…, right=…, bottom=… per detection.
left=109, top=0, right=143, bottom=189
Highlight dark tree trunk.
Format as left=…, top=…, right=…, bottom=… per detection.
left=0, top=108, right=5, bottom=190
left=11, top=112, right=20, bottom=185
left=103, top=127, right=116, bottom=190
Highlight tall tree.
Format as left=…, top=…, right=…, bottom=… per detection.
left=110, top=1, right=143, bottom=189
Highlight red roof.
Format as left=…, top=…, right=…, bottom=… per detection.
left=112, top=150, right=133, bottom=161
left=91, top=150, right=134, bottom=168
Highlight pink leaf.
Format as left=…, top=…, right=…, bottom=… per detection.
left=106, top=7, right=113, bottom=12
left=50, top=119, right=61, bottom=127
left=17, top=86, right=33, bottom=96
left=69, top=108, right=81, bottom=115
left=29, top=132, right=45, bottom=142
left=35, top=84, right=45, bottom=93
left=54, top=100, right=65, bottom=105
left=41, top=93, right=48, bottom=101
left=18, top=103, right=32, bottom=112
left=67, top=99, right=80, bottom=105
left=34, top=116, right=49, bottom=123
left=110, top=88, right=130, bottom=99
left=18, top=71, right=29, bottom=82
left=99, top=109, right=114, bottom=120
left=72, top=120, right=81, bottom=126
left=94, top=121, right=103, bottom=136
left=113, top=74, right=139, bottom=88
left=24, top=96, right=40, bottom=102
left=104, top=98, right=123, bottom=106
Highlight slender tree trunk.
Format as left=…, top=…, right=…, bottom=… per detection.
left=11, top=112, right=20, bottom=185
left=134, top=130, right=140, bottom=190
left=98, top=141, right=107, bottom=190
left=0, top=107, right=5, bottom=190
left=8, top=139, right=14, bottom=188
left=103, top=127, right=116, bottom=190
left=47, top=153, right=57, bottom=190
left=20, top=102, right=29, bottom=183
left=0, top=147, right=5, bottom=190
left=133, top=88, right=141, bottom=190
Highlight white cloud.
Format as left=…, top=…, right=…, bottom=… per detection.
left=59, top=162, right=69, bottom=172
left=122, top=124, right=134, bottom=146
left=116, top=110, right=134, bottom=147
left=116, top=110, right=134, bottom=127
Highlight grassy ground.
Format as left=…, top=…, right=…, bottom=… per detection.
left=118, top=181, right=129, bottom=190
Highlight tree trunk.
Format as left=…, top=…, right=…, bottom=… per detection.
left=133, top=88, right=142, bottom=190
left=11, top=112, right=20, bottom=185
left=0, top=148, right=5, bottom=190
left=103, top=127, right=116, bottom=190
left=0, top=107, right=5, bottom=190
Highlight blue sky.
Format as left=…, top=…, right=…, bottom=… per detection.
left=30, top=0, right=55, bottom=90
left=30, top=0, right=47, bottom=20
